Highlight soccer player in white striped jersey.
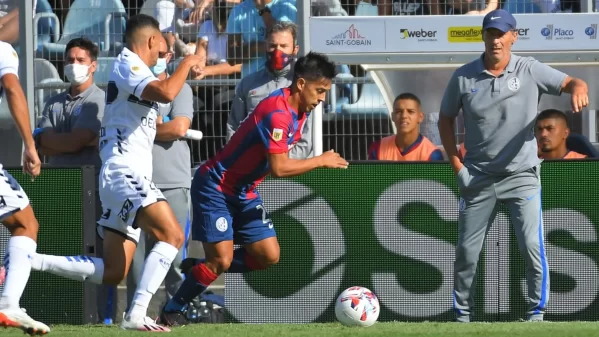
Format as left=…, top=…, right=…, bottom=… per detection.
left=0, top=41, right=50, bottom=335
left=29, top=15, right=204, bottom=332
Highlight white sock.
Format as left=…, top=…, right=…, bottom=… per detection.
left=126, top=242, right=178, bottom=321
left=0, top=236, right=37, bottom=309
left=31, top=253, right=104, bottom=284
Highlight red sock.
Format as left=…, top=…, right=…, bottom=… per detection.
left=191, top=263, right=219, bottom=286
left=244, top=253, right=266, bottom=270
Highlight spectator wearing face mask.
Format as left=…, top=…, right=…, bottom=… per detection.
left=32, top=36, right=110, bottom=323
left=34, top=36, right=104, bottom=172
left=226, top=21, right=312, bottom=159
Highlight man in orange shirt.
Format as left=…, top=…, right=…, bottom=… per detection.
left=535, top=109, right=587, bottom=159
left=368, top=93, right=443, bottom=161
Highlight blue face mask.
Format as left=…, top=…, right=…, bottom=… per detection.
left=151, top=58, right=167, bottom=76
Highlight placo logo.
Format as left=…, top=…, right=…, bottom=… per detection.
left=541, top=24, right=574, bottom=40
left=400, top=28, right=438, bottom=42
left=326, top=24, right=372, bottom=47
left=585, top=24, right=597, bottom=39
left=447, top=27, right=482, bottom=43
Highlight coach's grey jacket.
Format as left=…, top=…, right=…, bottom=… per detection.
left=226, top=63, right=313, bottom=159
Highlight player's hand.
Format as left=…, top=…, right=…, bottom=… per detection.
left=318, top=149, right=349, bottom=169
left=22, top=146, right=41, bottom=179
left=156, top=115, right=163, bottom=125
left=571, top=87, right=589, bottom=113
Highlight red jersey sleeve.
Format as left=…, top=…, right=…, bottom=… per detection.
left=257, top=100, right=293, bottom=154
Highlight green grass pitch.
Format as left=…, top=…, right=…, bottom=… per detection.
left=4, top=322, right=599, bottom=336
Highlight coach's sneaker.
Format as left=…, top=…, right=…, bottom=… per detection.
left=0, top=307, right=50, bottom=335
left=120, top=314, right=170, bottom=332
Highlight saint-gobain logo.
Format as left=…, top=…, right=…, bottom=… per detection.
left=325, top=24, right=372, bottom=46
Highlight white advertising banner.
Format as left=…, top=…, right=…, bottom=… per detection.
left=309, top=14, right=599, bottom=54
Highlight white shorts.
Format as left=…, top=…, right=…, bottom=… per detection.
left=97, top=161, right=165, bottom=243
left=0, top=163, right=30, bottom=222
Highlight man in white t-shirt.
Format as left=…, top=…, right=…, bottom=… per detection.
left=0, top=40, right=50, bottom=335
left=29, top=14, right=203, bottom=332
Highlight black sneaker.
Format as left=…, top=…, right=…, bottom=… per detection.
left=157, top=305, right=190, bottom=327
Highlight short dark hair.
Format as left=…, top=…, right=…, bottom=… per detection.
left=293, top=52, right=337, bottom=83
left=393, top=92, right=421, bottom=107
left=65, top=37, right=99, bottom=61
left=125, top=14, right=160, bottom=44
left=537, top=109, right=569, bottom=127
left=267, top=21, right=298, bottom=45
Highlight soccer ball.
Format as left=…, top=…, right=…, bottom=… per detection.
left=334, top=286, right=380, bottom=327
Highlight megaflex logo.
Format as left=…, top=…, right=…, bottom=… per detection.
left=447, top=26, right=482, bottom=43
left=541, top=24, right=574, bottom=40
left=325, top=24, right=372, bottom=47
left=400, top=28, right=438, bottom=42
left=447, top=27, right=530, bottom=42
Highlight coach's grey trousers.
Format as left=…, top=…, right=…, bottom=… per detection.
left=126, top=187, right=191, bottom=310
left=453, top=165, right=548, bottom=322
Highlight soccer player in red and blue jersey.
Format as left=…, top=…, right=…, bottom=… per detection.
left=159, top=52, right=349, bottom=325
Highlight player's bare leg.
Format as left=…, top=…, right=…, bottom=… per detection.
left=121, top=201, right=183, bottom=332
left=0, top=206, right=50, bottom=335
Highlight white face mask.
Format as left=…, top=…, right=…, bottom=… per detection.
left=64, top=63, right=91, bottom=85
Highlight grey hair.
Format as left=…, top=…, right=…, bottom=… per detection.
left=267, top=21, right=298, bottom=45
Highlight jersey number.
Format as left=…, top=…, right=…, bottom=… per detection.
left=256, top=205, right=270, bottom=224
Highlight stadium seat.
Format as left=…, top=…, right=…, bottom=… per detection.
left=566, top=133, right=599, bottom=158
left=327, top=64, right=358, bottom=113
left=340, top=72, right=389, bottom=115
left=94, top=57, right=116, bottom=86
left=34, top=58, right=64, bottom=116
left=33, top=0, right=60, bottom=55
left=41, top=0, right=127, bottom=59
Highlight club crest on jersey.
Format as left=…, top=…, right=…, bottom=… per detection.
left=216, top=217, right=228, bottom=232
left=72, top=105, right=82, bottom=116
left=272, top=128, right=283, bottom=141
left=131, top=65, right=140, bottom=72
left=508, top=77, right=520, bottom=92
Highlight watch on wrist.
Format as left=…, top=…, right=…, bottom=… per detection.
left=258, top=7, right=271, bottom=16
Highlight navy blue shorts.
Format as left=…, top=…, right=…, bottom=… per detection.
left=191, top=172, right=276, bottom=245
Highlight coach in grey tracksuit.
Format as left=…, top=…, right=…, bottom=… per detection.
left=438, top=9, right=589, bottom=322
left=126, top=62, right=194, bottom=307
left=226, top=21, right=312, bottom=159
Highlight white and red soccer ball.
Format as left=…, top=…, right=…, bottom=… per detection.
left=334, top=286, right=380, bottom=327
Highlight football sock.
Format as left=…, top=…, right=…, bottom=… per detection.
left=30, top=253, right=104, bottom=284
left=127, top=242, right=179, bottom=321
left=165, top=262, right=218, bottom=313
left=0, top=236, right=36, bottom=309
left=227, top=247, right=266, bottom=273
